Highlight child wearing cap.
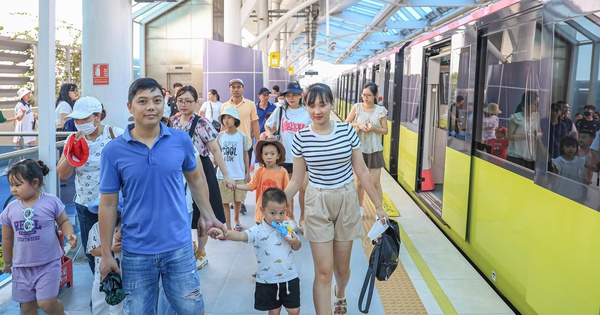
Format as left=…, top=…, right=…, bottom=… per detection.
left=235, top=139, right=290, bottom=224
left=217, top=107, right=251, bottom=231
left=488, top=126, right=509, bottom=159
left=87, top=196, right=124, bottom=315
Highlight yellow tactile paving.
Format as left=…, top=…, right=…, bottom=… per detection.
left=360, top=202, right=428, bottom=315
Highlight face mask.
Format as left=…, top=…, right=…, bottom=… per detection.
left=584, top=111, right=592, bottom=117
left=75, top=120, right=97, bottom=135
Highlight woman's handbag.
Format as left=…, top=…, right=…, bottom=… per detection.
left=358, top=219, right=401, bottom=313
left=209, top=103, right=221, bottom=130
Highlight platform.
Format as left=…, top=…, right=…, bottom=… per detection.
left=0, top=171, right=514, bottom=314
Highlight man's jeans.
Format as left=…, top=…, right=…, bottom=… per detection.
left=75, top=202, right=98, bottom=274
left=121, top=242, right=204, bottom=315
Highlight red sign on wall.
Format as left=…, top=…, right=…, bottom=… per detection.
left=93, top=64, right=109, bottom=85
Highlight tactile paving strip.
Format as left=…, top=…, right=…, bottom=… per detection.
left=360, top=203, right=428, bottom=315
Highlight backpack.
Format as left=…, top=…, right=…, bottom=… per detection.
left=358, top=219, right=401, bottom=313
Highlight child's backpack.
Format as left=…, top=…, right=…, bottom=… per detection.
left=358, top=219, right=401, bottom=313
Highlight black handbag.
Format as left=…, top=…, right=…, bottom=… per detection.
left=358, top=219, right=401, bottom=313
left=209, top=103, right=221, bottom=130
left=272, top=107, right=283, bottom=141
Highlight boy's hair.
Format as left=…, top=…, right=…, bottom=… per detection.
left=7, top=159, right=50, bottom=187
left=128, top=78, right=163, bottom=104
left=559, top=135, right=579, bottom=155
left=173, top=82, right=183, bottom=89
left=579, top=129, right=595, bottom=138
left=261, top=187, right=287, bottom=209
left=583, top=104, right=596, bottom=112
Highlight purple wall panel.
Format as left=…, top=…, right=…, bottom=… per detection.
left=203, top=39, right=264, bottom=102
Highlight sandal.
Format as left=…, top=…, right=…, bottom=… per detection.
left=234, top=223, right=243, bottom=232
left=332, top=284, right=347, bottom=315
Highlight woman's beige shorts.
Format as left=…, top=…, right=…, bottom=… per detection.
left=304, top=181, right=364, bottom=242
left=218, top=179, right=247, bottom=203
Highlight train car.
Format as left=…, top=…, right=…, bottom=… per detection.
left=334, top=0, right=599, bottom=314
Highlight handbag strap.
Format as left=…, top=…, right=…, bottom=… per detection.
left=188, top=115, right=201, bottom=139
left=209, top=102, right=215, bottom=120
left=276, top=107, right=284, bottom=135
left=358, top=241, right=381, bottom=313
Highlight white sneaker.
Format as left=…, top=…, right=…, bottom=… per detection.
left=360, top=207, right=365, bottom=218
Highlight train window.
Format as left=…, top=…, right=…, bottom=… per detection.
left=448, top=47, right=471, bottom=140
left=547, top=15, right=600, bottom=189
left=476, top=20, right=541, bottom=171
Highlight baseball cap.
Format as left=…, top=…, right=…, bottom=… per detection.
left=65, top=96, right=103, bottom=120
left=258, top=87, right=270, bottom=95
left=17, top=87, right=31, bottom=99
left=64, top=136, right=89, bottom=167
left=495, top=126, right=507, bottom=135
left=281, top=82, right=302, bottom=96
left=229, top=78, right=244, bottom=87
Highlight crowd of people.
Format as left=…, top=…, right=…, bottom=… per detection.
left=0, top=78, right=390, bottom=315
left=480, top=92, right=600, bottom=184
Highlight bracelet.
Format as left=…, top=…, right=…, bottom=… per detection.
left=4, top=262, right=11, bottom=267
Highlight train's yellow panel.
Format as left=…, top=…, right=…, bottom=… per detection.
left=441, top=147, right=470, bottom=240
left=469, top=158, right=600, bottom=315
left=382, top=120, right=392, bottom=170
left=397, top=126, right=418, bottom=192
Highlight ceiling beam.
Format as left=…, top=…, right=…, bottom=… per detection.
left=331, top=11, right=373, bottom=26
left=240, top=0, right=258, bottom=26
left=404, top=0, right=476, bottom=7
left=384, top=20, right=428, bottom=29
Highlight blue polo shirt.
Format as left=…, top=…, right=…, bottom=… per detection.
left=256, top=101, right=277, bottom=133
left=99, top=123, right=197, bottom=255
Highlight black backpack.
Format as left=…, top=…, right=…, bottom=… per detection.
left=358, top=219, right=401, bottom=313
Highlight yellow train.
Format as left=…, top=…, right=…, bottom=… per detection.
left=333, top=0, right=599, bottom=314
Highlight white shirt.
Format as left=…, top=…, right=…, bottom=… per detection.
left=200, top=101, right=223, bottom=122
left=13, top=101, right=36, bottom=144
left=55, top=101, right=72, bottom=126
left=265, top=106, right=312, bottom=163
left=216, top=130, right=251, bottom=180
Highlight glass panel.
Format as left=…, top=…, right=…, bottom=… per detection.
left=477, top=21, right=541, bottom=171
left=447, top=47, right=470, bottom=140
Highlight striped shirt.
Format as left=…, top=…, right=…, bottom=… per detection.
left=292, top=121, right=360, bottom=188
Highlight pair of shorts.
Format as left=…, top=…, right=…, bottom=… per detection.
left=304, top=181, right=365, bottom=242
left=362, top=151, right=385, bottom=168
left=12, top=259, right=61, bottom=302
left=218, top=179, right=247, bottom=203
left=255, top=277, right=300, bottom=311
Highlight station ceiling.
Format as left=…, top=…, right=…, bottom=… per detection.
left=133, top=0, right=492, bottom=70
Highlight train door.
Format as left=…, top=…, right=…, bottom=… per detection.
left=415, top=44, right=451, bottom=218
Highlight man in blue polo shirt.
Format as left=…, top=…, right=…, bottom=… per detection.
left=256, top=87, right=276, bottom=135
left=97, top=78, right=226, bottom=315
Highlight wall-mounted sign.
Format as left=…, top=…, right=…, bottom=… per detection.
left=93, top=64, right=109, bottom=85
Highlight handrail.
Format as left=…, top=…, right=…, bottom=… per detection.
left=0, top=140, right=67, bottom=161
left=0, top=132, right=74, bottom=137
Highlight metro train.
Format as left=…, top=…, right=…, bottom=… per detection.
left=332, top=0, right=599, bottom=314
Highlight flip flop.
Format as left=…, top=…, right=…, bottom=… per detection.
left=234, top=223, right=243, bottom=232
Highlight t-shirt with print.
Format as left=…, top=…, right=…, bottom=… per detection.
left=245, top=221, right=298, bottom=284
left=221, top=98, right=259, bottom=143
left=13, top=100, right=36, bottom=144
left=265, top=106, right=311, bottom=163
left=246, top=166, right=289, bottom=223
left=0, top=193, right=64, bottom=267
left=71, top=125, right=124, bottom=206
left=292, top=121, right=360, bottom=189
left=216, top=130, right=251, bottom=180
left=171, top=114, right=218, bottom=157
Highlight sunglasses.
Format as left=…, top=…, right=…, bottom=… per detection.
left=23, top=207, right=34, bottom=232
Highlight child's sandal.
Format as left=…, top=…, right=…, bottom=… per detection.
left=332, top=284, right=347, bottom=315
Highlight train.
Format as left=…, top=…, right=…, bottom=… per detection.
left=332, top=0, right=599, bottom=314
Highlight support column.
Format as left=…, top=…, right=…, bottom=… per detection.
left=82, top=0, right=132, bottom=130
left=271, top=2, right=281, bottom=55
left=258, top=0, right=269, bottom=85
left=38, top=0, right=57, bottom=195
left=224, top=0, right=242, bottom=45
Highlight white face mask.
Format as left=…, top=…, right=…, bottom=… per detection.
left=75, top=120, right=97, bottom=135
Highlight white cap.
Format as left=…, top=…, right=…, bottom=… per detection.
left=65, top=96, right=102, bottom=120
left=17, top=87, right=31, bottom=99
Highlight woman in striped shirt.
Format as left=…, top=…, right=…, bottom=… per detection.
left=285, top=83, right=389, bottom=315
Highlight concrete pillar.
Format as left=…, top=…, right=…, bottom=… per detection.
left=280, top=23, right=287, bottom=68
left=82, top=0, right=133, bottom=130
left=258, top=0, right=269, bottom=85
left=224, top=0, right=242, bottom=45
left=38, top=0, right=57, bottom=195
left=271, top=2, right=281, bottom=55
